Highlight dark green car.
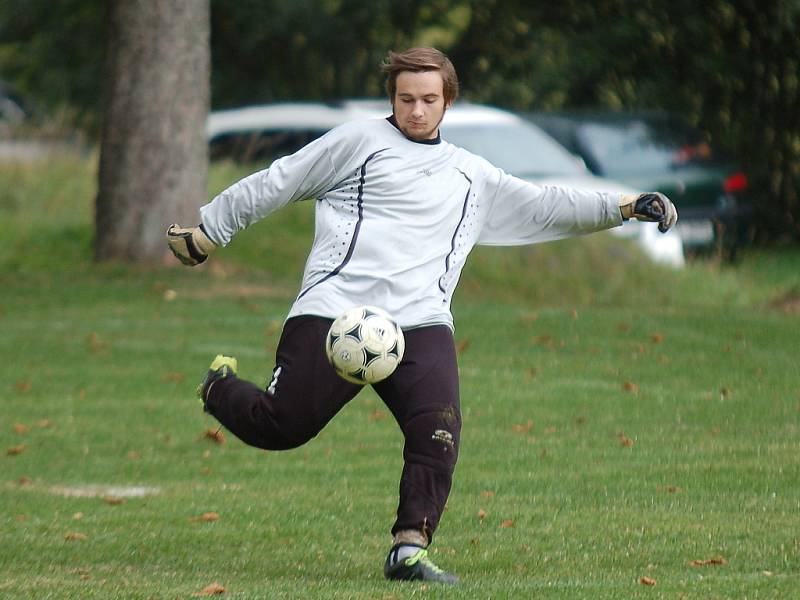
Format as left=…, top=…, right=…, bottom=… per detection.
left=526, top=111, right=751, bottom=257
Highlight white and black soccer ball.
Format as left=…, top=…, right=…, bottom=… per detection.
left=325, top=305, right=405, bottom=385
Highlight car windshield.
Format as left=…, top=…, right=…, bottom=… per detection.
left=577, top=120, right=713, bottom=176
left=441, top=121, right=584, bottom=178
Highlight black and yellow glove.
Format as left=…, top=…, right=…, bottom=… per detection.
left=619, top=192, right=678, bottom=233
left=166, top=224, right=217, bottom=266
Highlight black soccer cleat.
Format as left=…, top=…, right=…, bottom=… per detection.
left=196, top=355, right=238, bottom=409
left=383, top=545, right=459, bottom=585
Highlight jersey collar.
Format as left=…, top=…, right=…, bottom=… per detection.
left=386, top=115, right=441, bottom=145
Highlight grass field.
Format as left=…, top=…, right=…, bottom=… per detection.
left=1, top=153, right=799, bottom=598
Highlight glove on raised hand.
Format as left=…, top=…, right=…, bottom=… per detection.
left=619, top=192, right=678, bottom=233
left=166, top=224, right=216, bottom=266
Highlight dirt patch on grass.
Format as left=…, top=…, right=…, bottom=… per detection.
left=768, top=290, right=800, bottom=315
left=48, top=484, right=160, bottom=498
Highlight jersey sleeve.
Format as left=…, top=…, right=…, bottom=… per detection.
left=476, top=167, right=623, bottom=246
left=200, top=122, right=364, bottom=246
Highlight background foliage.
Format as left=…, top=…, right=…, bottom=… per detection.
left=0, top=0, right=798, bottom=241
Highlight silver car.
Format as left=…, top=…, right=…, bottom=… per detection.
left=208, top=100, right=685, bottom=267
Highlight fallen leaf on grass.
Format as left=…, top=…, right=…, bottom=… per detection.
left=190, top=512, right=221, bottom=523
left=622, top=381, right=639, bottom=394
left=640, top=576, right=657, bottom=586
left=73, top=512, right=84, bottom=520
left=7, top=444, right=26, bottom=456
left=162, top=371, right=185, bottom=383
left=15, top=380, right=31, bottom=393
left=619, top=435, right=635, bottom=448
left=368, top=409, right=387, bottom=422
left=689, top=556, right=727, bottom=567
left=193, top=582, right=225, bottom=596
left=65, top=532, right=88, bottom=542
left=480, top=490, right=495, bottom=498
left=87, top=332, right=108, bottom=354
left=650, top=332, right=664, bottom=344
left=477, top=509, right=488, bottom=520
left=37, top=419, right=53, bottom=428
left=202, top=429, right=226, bottom=444
left=455, top=339, right=471, bottom=355
left=102, top=496, right=125, bottom=505
left=500, top=519, right=514, bottom=528
left=512, top=420, right=534, bottom=434
left=18, top=476, right=32, bottom=486
left=13, top=423, right=29, bottom=434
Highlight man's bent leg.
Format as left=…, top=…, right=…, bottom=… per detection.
left=204, top=316, right=361, bottom=451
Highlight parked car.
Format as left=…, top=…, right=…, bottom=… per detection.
left=526, top=111, right=750, bottom=257
left=0, top=80, right=32, bottom=137
left=207, top=101, right=685, bottom=267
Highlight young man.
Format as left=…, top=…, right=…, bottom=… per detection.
left=167, top=47, right=677, bottom=584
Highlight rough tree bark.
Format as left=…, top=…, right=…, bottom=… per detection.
left=95, top=0, right=209, bottom=262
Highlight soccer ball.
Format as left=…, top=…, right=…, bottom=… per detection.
left=325, top=305, right=405, bottom=385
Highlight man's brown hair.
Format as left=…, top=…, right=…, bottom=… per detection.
left=381, top=47, right=459, bottom=106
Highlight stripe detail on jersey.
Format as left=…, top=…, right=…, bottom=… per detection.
left=297, top=148, right=388, bottom=300
left=439, top=170, right=473, bottom=293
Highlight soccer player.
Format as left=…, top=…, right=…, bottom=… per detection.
left=167, top=47, right=677, bottom=584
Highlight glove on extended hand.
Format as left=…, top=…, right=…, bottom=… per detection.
left=619, top=192, right=678, bottom=233
left=166, top=224, right=216, bottom=266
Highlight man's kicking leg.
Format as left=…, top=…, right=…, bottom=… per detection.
left=198, top=316, right=361, bottom=450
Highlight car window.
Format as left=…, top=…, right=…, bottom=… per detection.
left=209, top=128, right=327, bottom=163
left=577, top=120, right=715, bottom=176
left=441, top=121, right=584, bottom=178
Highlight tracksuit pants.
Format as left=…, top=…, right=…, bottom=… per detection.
left=204, top=315, right=461, bottom=542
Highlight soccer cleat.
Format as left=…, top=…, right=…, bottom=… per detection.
left=383, top=545, right=459, bottom=585
left=196, top=355, right=238, bottom=408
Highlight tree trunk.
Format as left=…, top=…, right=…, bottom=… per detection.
left=95, top=0, right=209, bottom=262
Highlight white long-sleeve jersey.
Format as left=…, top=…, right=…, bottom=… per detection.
left=200, top=117, right=623, bottom=330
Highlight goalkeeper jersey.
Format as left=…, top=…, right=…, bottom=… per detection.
left=200, top=117, right=622, bottom=330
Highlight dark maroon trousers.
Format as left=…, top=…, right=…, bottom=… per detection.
left=204, top=315, right=461, bottom=542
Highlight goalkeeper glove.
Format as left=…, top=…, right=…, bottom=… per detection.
left=619, top=192, right=678, bottom=233
left=166, top=224, right=217, bottom=266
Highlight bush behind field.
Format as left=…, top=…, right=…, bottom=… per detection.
left=1, top=153, right=797, bottom=312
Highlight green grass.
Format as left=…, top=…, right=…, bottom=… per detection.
left=1, top=154, right=799, bottom=598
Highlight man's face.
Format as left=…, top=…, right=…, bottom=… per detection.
left=392, top=70, right=450, bottom=141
